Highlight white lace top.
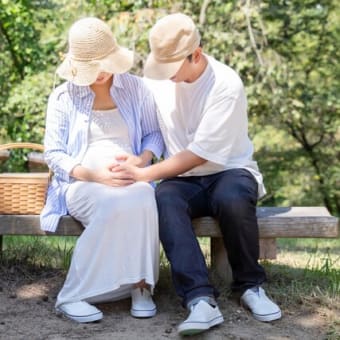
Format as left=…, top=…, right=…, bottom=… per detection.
left=81, top=108, right=132, bottom=170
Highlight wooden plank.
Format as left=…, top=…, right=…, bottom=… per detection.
left=193, top=207, right=339, bottom=238
left=0, top=215, right=82, bottom=236
left=27, top=152, right=45, bottom=165
left=54, top=216, right=83, bottom=235
left=0, top=150, right=9, bottom=161
left=256, top=206, right=338, bottom=238
left=210, top=238, right=276, bottom=283
left=259, top=238, right=277, bottom=259
left=0, top=207, right=338, bottom=238
left=28, top=152, right=49, bottom=172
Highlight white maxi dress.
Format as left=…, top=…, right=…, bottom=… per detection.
left=56, top=109, right=159, bottom=307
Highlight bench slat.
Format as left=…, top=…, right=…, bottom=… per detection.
left=0, top=215, right=82, bottom=236
left=193, top=207, right=338, bottom=238
left=0, top=207, right=338, bottom=238
left=193, top=217, right=339, bottom=238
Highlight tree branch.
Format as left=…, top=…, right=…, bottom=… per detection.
left=199, top=0, right=211, bottom=26
left=243, top=0, right=264, bottom=67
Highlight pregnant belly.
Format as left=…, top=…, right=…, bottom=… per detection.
left=81, top=144, right=132, bottom=170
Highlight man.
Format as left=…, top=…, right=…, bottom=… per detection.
left=114, top=13, right=281, bottom=336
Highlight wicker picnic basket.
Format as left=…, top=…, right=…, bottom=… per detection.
left=0, top=142, right=49, bottom=214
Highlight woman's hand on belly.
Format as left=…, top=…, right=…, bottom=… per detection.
left=71, top=164, right=135, bottom=187
left=95, top=165, right=136, bottom=187
left=115, top=150, right=154, bottom=168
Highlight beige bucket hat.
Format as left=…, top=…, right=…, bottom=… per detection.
left=144, top=13, right=200, bottom=80
left=57, top=17, right=134, bottom=86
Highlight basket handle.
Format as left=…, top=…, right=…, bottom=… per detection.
left=0, top=142, right=44, bottom=152
left=0, top=142, right=52, bottom=179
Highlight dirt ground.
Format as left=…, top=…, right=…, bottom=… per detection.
left=0, top=265, right=338, bottom=340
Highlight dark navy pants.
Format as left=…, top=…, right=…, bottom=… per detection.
left=155, top=168, right=266, bottom=307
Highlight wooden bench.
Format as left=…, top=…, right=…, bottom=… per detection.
left=1, top=148, right=338, bottom=280
left=0, top=206, right=338, bottom=282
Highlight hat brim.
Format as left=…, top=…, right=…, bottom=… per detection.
left=143, top=52, right=185, bottom=80
left=57, top=46, right=134, bottom=86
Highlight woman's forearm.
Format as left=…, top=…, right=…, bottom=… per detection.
left=70, top=165, right=96, bottom=182
left=139, top=149, right=154, bottom=167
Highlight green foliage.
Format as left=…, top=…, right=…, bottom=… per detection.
left=255, top=1, right=340, bottom=213
left=0, top=0, right=339, bottom=214
left=0, top=0, right=57, bottom=144
left=2, top=70, right=54, bottom=143
left=0, top=0, right=41, bottom=78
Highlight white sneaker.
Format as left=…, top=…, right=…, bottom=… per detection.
left=241, top=286, right=282, bottom=322
left=177, top=300, right=224, bottom=336
left=130, top=288, right=157, bottom=318
left=56, top=301, right=103, bottom=323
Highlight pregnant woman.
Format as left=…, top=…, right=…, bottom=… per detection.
left=40, top=17, right=164, bottom=323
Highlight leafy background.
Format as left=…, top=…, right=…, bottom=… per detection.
left=0, top=0, right=339, bottom=215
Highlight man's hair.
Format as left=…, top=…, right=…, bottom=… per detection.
left=187, top=41, right=202, bottom=62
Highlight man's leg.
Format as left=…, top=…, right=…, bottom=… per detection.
left=156, top=177, right=217, bottom=306
left=205, top=169, right=266, bottom=292
left=206, top=169, right=281, bottom=321
left=156, top=177, right=224, bottom=335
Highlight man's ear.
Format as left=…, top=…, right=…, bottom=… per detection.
left=193, top=47, right=203, bottom=63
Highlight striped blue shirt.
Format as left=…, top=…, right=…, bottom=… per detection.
left=40, top=73, right=164, bottom=232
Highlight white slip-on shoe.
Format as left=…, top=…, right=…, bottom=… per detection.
left=56, top=301, right=103, bottom=323
left=130, top=288, right=157, bottom=318
left=241, top=286, right=282, bottom=322
left=177, top=300, right=224, bottom=336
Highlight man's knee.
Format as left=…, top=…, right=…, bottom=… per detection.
left=156, top=183, right=186, bottom=211
left=213, top=188, right=257, bottom=219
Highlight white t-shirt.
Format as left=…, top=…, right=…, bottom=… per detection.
left=144, top=55, right=266, bottom=197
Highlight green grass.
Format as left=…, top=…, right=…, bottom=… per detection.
left=1, top=235, right=76, bottom=270
left=272, top=238, right=340, bottom=298
left=1, top=235, right=338, bottom=271
left=1, top=235, right=339, bottom=299
left=260, top=239, right=340, bottom=339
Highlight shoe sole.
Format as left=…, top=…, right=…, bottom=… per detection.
left=178, top=315, right=224, bottom=336
left=56, top=307, right=103, bottom=323
left=252, top=310, right=282, bottom=322
left=130, top=308, right=157, bottom=318
left=240, top=301, right=282, bottom=322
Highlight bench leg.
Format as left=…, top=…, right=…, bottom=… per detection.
left=259, top=238, right=277, bottom=259
left=210, top=238, right=277, bottom=283
left=0, top=235, right=2, bottom=255
left=210, top=237, right=232, bottom=284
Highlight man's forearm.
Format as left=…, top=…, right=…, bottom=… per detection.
left=142, top=150, right=206, bottom=182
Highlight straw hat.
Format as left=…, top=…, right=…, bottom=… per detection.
left=144, top=13, right=200, bottom=80
left=57, top=17, right=134, bottom=86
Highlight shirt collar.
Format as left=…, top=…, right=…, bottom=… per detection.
left=68, top=83, right=92, bottom=98
left=112, top=73, right=125, bottom=89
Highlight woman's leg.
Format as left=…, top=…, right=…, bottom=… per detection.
left=57, top=181, right=159, bottom=307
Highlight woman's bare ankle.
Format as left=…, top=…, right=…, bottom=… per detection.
left=133, top=279, right=150, bottom=291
